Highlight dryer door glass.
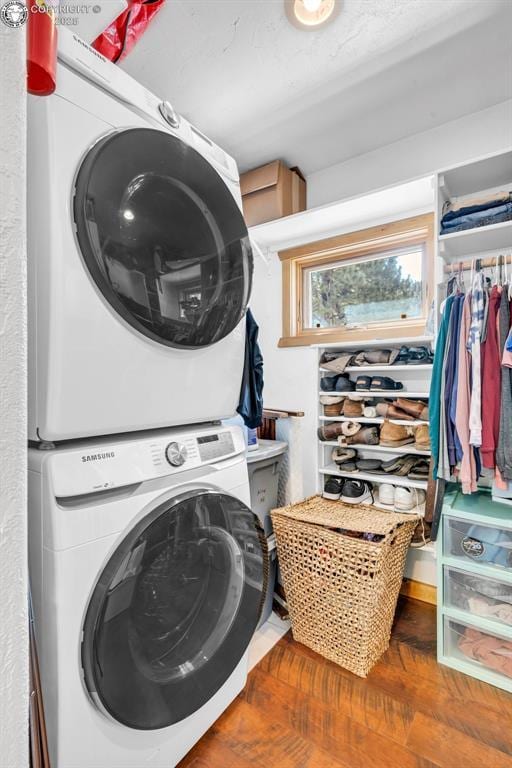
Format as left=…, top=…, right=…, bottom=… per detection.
left=81, top=490, right=267, bottom=730
left=73, top=128, right=252, bottom=349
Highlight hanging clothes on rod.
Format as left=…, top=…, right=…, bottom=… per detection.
left=429, top=254, right=512, bottom=538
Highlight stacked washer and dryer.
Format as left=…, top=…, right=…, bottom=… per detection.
left=27, top=29, right=266, bottom=768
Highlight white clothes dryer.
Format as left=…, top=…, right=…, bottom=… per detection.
left=28, top=29, right=253, bottom=443
left=28, top=424, right=267, bottom=768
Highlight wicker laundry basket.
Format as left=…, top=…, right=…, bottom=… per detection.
left=271, top=495, right=418, bottom=677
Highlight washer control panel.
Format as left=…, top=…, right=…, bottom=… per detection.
left=49, top=426, right=245, bottom=498
left=197, top=432, right=235, bottom=462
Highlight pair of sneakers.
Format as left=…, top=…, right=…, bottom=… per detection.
left=378, top=483, right=426, bottom=512
left=323, top=477, right=374, bottom=505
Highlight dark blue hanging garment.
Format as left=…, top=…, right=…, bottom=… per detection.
left=237, top=309, right=264, bottom=429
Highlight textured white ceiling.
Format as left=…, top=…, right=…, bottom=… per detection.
left=121, top=0, right=512, bottom=174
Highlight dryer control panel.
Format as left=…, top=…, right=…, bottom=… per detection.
left=48, top=425, right=245, bottom=498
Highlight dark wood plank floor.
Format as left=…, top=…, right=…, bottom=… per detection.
left=178, top=598, right=512, bottom=768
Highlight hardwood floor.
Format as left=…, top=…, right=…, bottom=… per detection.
left=178, top=598, right=512, bottom=768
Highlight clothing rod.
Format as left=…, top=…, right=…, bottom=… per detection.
left=443, top=254, right=512, bottom=273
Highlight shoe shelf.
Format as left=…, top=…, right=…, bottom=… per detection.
left=316, top=337, right=434, bottom=544
left=320, top=364, right=433, bottom=373
left=319, top=440, right=430, bottom=456
left=319, top=416, right=428, bottom=426
left=319, top=464, right=428, bottom=490
left=319, top=390, right=430, bottom=398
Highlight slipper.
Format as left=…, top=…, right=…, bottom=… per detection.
left=370, top=376, right=404, bottom=391
left=355, top=375, right=372, bottom=391
left=341, top=421, right=361, bottom=436
left=356, top=459, right=383, bottom=473
left=319, top=395, right=345, bottom=405
left=332, top=447, right=357, bottom=465
left=381, top=456, right=403, bottom=473
left=408, top=459, right=430, bottom=479
left=392, top=454, right=422, bottom=477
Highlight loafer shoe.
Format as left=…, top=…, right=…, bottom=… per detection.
left=340, top=479, right=374, bottom=505
left=323, top=477, right=344, bottom=500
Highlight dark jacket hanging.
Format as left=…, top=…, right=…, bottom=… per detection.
left=237, top=309, right=264, bottom=429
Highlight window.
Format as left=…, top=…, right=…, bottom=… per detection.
left=279, top=214, right=434, bottom=347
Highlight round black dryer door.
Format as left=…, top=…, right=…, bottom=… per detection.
left=81, top=490, right=267, bottom=730
left=73, top=129, right=253, bottom=348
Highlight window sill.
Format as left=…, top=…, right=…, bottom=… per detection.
left=278, top=321, right=428, bottom=348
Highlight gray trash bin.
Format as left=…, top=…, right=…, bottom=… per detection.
left=247, top=439, right=288, bottom=627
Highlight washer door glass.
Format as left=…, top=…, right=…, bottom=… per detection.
left=81, top=490, right=266, bottom=730
left=73, top=128, right=252, bottom=348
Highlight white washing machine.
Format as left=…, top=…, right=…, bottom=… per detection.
left=28, top=28, right=253, bottom=443
left=28, top=424, right=267, bottom=768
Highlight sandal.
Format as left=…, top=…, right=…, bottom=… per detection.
left=369, top=376, right=404, bottom=391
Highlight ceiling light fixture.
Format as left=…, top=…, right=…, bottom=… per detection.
left=285, top=0, right=340, bottom=30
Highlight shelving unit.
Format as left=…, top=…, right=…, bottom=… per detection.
left=436, top=149, right=512, bottom=263
left=319, top=416, right=427, bottom=426
left=319, top=464, right=428, bottom=490
left=319, top=441, right=430, bottom=456
left=437, top=489, right=512, bottom=693
left=434, top=150, right=512, bottom=691
left=315, top=337, right=433, bottom=521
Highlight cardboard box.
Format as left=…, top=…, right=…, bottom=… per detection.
left=240, top=160, right=306, bottom=227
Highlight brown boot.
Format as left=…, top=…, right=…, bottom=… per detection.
left=396, top=398, right=429, bottom=420
left=340, top=426, right=379, bottom=446
left=379, top=420, right=415, bottom=447
left=343, top=399, right=363, bottom=417
left=387, top=404, right=416, bottom=421
left=414, top=424, right=431, bottom=450
left=317, top=423, right=344, bottom=441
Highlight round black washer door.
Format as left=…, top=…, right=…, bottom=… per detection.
left=73, top=128, right=253, bottom=349
left=81, top=490, right=267, bottom=730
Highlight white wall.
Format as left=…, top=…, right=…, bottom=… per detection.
left=0, top=23, right=28, bottom=768
left=307, top=100, right=512, bottom=208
